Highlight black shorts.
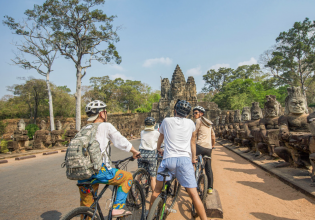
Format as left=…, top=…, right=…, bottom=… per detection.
left=137, top=149, right=157, bottom=177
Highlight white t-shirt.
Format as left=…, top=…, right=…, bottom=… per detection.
left=95, top=122, right=132, bottom=168
left=159, top=117, right=196, bottom=159
left=139, top=130, right=160, bottom=151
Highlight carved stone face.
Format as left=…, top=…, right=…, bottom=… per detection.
left=56, top=121, right=62, bottom=130
left=288, top=97, right=306, bottom=114
left=265, top=105, right=278, bottom=117
left=40, top=120, right=46, bottom=130
left=70, top=124, right=75, bottom=129
left=215, top=117, right=220, bottom=126
left=234, top=124, right=240, bottom=130
left=251, top=110, right=261, bottom=120
left=242, top=112, right=250, bottom=121
left=234, top=115, right=241, bottom=123
left=221, top=116, right=226, bottom=124
left=17, top=119, right=25, bottom=131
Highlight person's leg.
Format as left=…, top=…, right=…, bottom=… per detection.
left=78, top=184, right=99, bottom=207
left=150, top=176, right=156, bottom=192
left=186, top=187, right=207, bottom=220
left=205, top=149, right=214, bottom=192
left=149, top=179, right=163, bottom=209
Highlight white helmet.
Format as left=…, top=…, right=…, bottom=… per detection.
left=193, top=106, right=205, bottom=113
left=85, top=100, right=107, bottom=117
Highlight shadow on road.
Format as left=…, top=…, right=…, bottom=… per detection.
left=250, top=212, right=299, bottom=220
left=40, top=210, right=62, bottom=220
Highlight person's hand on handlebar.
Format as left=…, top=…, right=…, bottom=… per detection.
left=130, top=146, right=141, bottom=159
left=157, top=148, right=164, bottom=156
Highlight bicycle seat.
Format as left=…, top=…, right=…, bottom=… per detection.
left=203, top=156, right=211, bottom=160
left=77, top=181, right=92, bottom=187
left=158, top=168, right=170, bottom=177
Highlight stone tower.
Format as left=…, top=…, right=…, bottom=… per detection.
left=171, top=65, right=186, bottom=100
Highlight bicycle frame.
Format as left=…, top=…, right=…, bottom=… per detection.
left=156, top=176, right=177, bottom=219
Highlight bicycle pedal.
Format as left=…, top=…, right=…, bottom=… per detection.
left=166, top=208, right=177, bottom=213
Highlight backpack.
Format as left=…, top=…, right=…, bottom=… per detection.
left=63, top=123, right=108, bottom=180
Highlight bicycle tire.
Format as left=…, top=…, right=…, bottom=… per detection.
left=133, top=168, right=151, bottom=198
left=147, top=196, right=164, bottom=220
left=191, top=173, right=208, bottom=218
left=61, top=206, right=100, bottom=220
left=166, top=179, right=180, bottom=210
left=124, top=180, right=146, bottom=220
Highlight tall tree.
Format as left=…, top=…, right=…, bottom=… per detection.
left=24, top=0, right=121, bottom=130
left=202, top=67, right=234, bottom=92
left=3, top=16, right=57, bottom=130
left=265, top=17, right=315, bottom=95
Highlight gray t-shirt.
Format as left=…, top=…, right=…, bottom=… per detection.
left=159, top=117, right=196, bottom=159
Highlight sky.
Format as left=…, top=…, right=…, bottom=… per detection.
left=1, top=0, right=315, bottom=98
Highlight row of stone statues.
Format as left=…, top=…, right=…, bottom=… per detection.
left=7, top=119, right=78, bottom=152
left=214, top=87, right=315, bottom=186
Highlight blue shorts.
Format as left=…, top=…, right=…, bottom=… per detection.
left=157, top=157, right=197, bottom=188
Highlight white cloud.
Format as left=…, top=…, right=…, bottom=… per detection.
left=142, top=57, right=172, bottom=67
left=186, top=66, right=202, bottom=76
left=110, top=74, right=133, bottom=80
left=238, top=57, right=257, bottom=66
left=209, top=63, right=230, bottom=71
left=110, top=64, right=124, bottom=71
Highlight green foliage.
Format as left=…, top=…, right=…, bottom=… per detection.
left=211, top=79, right=288, bottom=110
left=25, top=124, right=39, bottom=140
left=0, top=139, right=9, bottom=153
left=0, top=121, right=7, bottom=136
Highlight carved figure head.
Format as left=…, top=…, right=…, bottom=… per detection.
left=229, top=112, right=234, bottom=123
left=234, top=110, right=241, bottom=123
left=285, top=86, right=308, bottom=115
left=17, top=119, right=25, bottom=131
left=56, top=120, right=62, bottom=130
left=221, top=115, right=226, bottom=124
left=307, top=112, right=315, bottom=136
left=70, top=124, right=75, bottom=130
left=251, top=102, right=263, bottom=120
left=40, top=120, right=46, bottom=130
left=225, top=113, right=230, bottom=124
left=215, top=116, right=220, bottom=126
left=264, top=95, right=281, bottom=117
left=242, top=107, right=251, bottom=121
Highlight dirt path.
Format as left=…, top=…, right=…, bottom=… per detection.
left=168, top=143, right=315, bottom=220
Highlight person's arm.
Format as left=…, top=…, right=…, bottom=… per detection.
left=211, top=127, right=215, bottom=147
left=191, top=131, right=197, bottom=164
left=157, top=133, right=164, bottom=154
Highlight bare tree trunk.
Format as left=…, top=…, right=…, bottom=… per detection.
left=75, top=66, right=82, bottom=130
left=46, top=72, right=55, bottom=131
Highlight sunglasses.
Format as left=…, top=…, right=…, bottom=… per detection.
left=194, top=112, right=199, bottom=115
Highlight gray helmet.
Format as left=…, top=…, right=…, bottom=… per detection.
left=193, top=106, right=205, bottom=113
left=85, top=100, right=107, bottom=117
left=175, top=100, right=191, bottom=117
left=145, top=117, right=155, bottom=126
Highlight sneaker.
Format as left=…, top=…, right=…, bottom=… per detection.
left=207, top=188, right=213, bottom=194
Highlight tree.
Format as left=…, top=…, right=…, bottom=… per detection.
left=264, top=18, right=315, bottom=95
left=202, top=67, right=234, bottom=92
left=7, top=78, right=48, bottom=123
left=24, top=0, right=121, bottom=130
left=3, top=16, right=58, bottom=130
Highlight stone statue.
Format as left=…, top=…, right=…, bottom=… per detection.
left=229, top=110, right=241, bottom=143
left=33, top=120, right=51, bottom=149
left=226, top=111, right=235, bottom=141
left=51, top=120, right=64, bottom=147
left=307, top=113, right=315, bottom=186
left=219, top=115, right=226, bottom=138
left=275, top=86, right=310, bottom=167
left=257, top=95, right=282, bottom=158
left=234, top=107, right=251, bottom=146
left=7, top=119, right=29, bottom=152
left=243, top=102, right=263, bottom=155
left=65, top=123, right=79, bottom=143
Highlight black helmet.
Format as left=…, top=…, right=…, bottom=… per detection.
left=145, top=117, right=155, bottom=125
left=175, top=100, right=191, bottom=117
left=193, top=106, right=205, bottom=113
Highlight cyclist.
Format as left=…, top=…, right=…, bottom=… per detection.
left=78, top=100, right=140, bottom=218
left=193, top=106, right=215, bottom=194
left=149, top=100, right=207, bottom=220
left=137, top=117, right=160, bottom=191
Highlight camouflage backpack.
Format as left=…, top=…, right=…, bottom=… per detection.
left=63, top=123, right=108, bottom=180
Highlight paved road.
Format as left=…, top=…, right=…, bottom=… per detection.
left=0, top=139, right=140, bottom=220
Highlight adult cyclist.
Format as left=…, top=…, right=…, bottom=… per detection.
left=78, top=100, right=140, bottom=218
left=193, top=106, right=215, bottom=194
left=150, top=100, right=207, bottom=220
left=138, top=117, right=160, bottom=191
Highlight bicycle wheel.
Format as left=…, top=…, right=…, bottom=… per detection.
left=133, top=168, right=151, bottom=198
left=166, top=178, right=180, bottom=211
left=61, top=206, right=100, bottom=220
left=191, top=173, right=208, bottom=218
left=124, top=180, right=146, bottom=220
left=147, top=196, right=164, bottom=220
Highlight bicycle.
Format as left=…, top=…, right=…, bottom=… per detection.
left=191, top=154, right=209, bottom=218
left=132, top=146, right=164, bottom=198
left=62, top=156, right=146, bottom=220
left=146, top=168, right=181, bottom=220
